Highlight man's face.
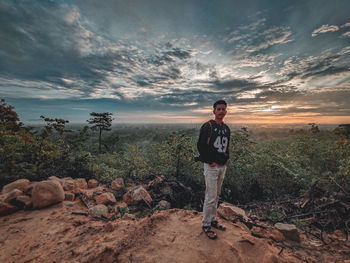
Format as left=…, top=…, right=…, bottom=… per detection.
left=213, top=104, right=227, bottom=120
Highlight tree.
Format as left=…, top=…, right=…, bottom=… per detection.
left=87, top=112, right=113, bottom=154
left=0, top=99, right=22, bottom=131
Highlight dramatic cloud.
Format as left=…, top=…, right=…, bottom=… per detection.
left=1, top=0, right=350, bottom=124
left=312, top=24, right=339, bottom=37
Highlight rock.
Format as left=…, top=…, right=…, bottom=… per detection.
left=0, top=201, right=18, bottom=216
left=61, top=179, right=75, bottom=191
left=88, top=204, right=108, bottom=218
left=111, top=178, right=124, bottom=190
left=32, top=180, right=65, bottom=209
left=79, top=189, right=95, bottom=199
left=4, top=189, right=23, bottom=203
left=146, top=175, right=165, bottom=189
left=1, top=179, right=30, bottom=194
left=160, top=186, right=173, bottom=197
left=64, top=201, right=74, bottom=207
left=96, top=192, right=116, bottom=205
left=25, top=182, right=38, bottom=196
left=74, top=178, right=88, bottom=190
left=217, top=202, right=249, bottom=222
left=48, top=176, right=61, bottom=182
left=123, top=186, right=152, bottom=206
left=274, top=223, right=300, bottom=242
left=122, top=213, right=136, bottom=220
left=158, top=200, right=171, bottom=210
left=16, top=195, right=32, bottom=208
left=88, top=179, right=99, bottom=188
left=64, top=193, right=75, bottom=201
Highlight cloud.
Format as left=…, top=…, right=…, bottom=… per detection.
left=341, top=32, right=350, bottom=38
left=312, top=24, right=339, bottom=37
left=246, top=27, right=293, bottom=53
left=341, top=22, right=350, bottom=28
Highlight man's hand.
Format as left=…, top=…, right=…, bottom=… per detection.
left=209, top=162, right=217, bottom=167
left=225, top=159, right=230, bottom=166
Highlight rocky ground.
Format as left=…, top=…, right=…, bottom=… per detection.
left=0, top=177, right=349, bottom=262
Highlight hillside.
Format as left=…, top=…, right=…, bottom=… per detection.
left=1, top=199, right=349, bottom=263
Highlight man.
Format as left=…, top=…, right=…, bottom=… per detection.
left=197, top=100, right=230, bottom=239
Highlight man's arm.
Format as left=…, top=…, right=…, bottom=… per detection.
left=225, top=128, right=231, bottom=166
left=197, top=122, right=211, bottom=162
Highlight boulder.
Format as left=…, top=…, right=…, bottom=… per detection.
left=111, top=178, right=124, bottom=190
left=274, top=223, right=300, bottom=242
left=88, top=204, right=108, bottom=218
left=88, top=179, right=99, bottom=188
left=1, top=179, right=30, bottom=194
left=158, top=200, right=171, bottom=210
left=0, top=201, right=18, bottom=216
left=95, top=192, right=116, bottom=205
left=217, top=202, right=249, bottom=222
left=32, top=180, right=65, bottom=209
left=4, top=189, right=23, bottom=203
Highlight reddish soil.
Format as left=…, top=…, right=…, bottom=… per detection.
left=0, top=200, right=349, bottom=263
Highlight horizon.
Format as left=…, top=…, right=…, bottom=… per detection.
left=1, top=0, right=350, bottom=124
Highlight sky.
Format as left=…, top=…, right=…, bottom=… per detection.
left=1, top=0, right=350, bottom=124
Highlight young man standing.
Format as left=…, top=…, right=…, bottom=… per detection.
left=197, top=100, right=230, bottom=239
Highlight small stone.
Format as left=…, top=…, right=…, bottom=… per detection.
left=274, top=223, right=300, bottom=242
left=123, top=186, right=152, bottom=206
left=64, top=201, right=74, bottom=207
left=1, top=179, right=30, bottom=194
left=88, top=179, right=99, bottom=188
left=217, top=202, right=249, bottom=222
left=96, top=192, right=116, bottom=205
left=88, top=204, right=108, bottom=218
left=158, top=200, right=171, bottom=210
left=64, top=193, right=75, bottom=201
left=111, top=178, right=124, bottom=190
left=122, top=213, right=136, bottom=220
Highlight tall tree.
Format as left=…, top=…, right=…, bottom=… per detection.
left=87, top=112, right=113, bottom=154
left=0, top=99, right=22, bottom=131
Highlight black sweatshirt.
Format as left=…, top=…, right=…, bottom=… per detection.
left=197, top=120, right=230, bottom=165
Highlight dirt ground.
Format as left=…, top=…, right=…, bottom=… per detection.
left=0, top=200, right=349, bottom=263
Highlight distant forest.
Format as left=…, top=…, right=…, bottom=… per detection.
left=1, top=99, right=350, bottom=209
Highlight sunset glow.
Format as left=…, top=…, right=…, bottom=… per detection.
left=1, top=0, right=349, bottom=124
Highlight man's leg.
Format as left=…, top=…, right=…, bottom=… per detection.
left=212, top=165, right=226, bottom=222
left=202, top=163, right=219, bottom=227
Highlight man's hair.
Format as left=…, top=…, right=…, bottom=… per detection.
left=213, top=100, right=227, bottom=109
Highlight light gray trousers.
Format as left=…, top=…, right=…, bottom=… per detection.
left=202, top=163, right=227, bottom=227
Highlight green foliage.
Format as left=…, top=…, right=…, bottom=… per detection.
left=1, top=101, right=350, bottom=207
left=267, top=209, right=285, bottom=222
left=156, top=133, right=199, bottom=178
left=291, top=218, right=312, bottom=228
